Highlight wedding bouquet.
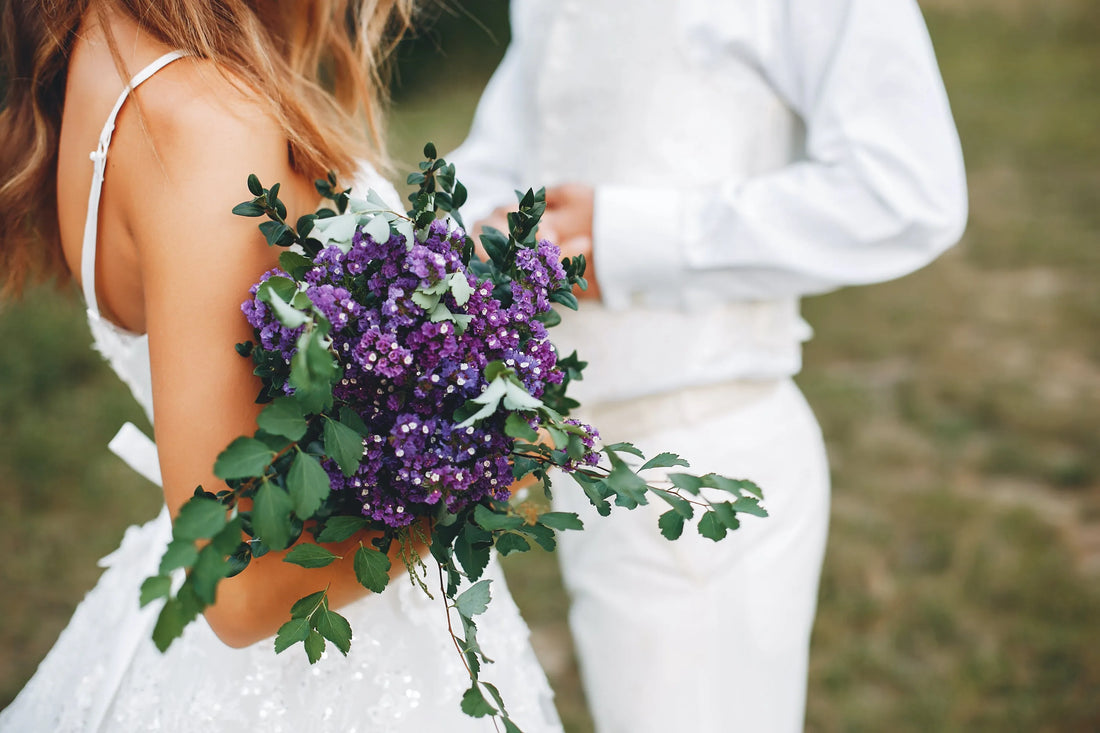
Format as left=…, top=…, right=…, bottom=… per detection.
left=140, top=144, right=766, bottom=731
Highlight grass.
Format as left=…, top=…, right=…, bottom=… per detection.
left=1, top=1, right=1098, bottom=730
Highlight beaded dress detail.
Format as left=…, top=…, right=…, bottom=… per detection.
left=0, top=52, right=561, bottom=733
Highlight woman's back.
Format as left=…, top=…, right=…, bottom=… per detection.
left=2, top=6, right=564, bottom=731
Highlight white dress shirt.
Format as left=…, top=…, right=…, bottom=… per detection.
left=452, top=0, right=967, bottom=404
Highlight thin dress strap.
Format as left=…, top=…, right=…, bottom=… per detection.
left=81, top=50, right=188, bottom=317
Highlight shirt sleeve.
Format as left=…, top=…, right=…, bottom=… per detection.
left=445, top=12, right=531, bottom=229
left=595, top=0, right=968, bottom=308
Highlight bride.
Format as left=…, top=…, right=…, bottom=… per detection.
left=0, top=1, right=563, bottom=730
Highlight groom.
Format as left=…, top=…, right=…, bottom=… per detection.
left=451, top=0, right=966, bottom=730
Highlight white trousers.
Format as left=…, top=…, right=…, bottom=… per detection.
left=553, top=379, right=830, bottom=733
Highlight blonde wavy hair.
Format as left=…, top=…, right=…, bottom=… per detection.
left=0, top=0, right=415, bottom=296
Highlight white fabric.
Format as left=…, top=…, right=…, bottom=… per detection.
left=0, top=54, right=563, bottom=733
left=554, top=380, right=830, bottom=733
left=450, top=0, right=967, bottom=403
left=451, top=1, right=965, bottom=730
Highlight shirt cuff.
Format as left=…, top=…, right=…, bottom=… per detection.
left=592, top=184, right=690, bottom=310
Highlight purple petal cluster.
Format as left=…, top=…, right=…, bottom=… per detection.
left=242, top=219, right=569, bottom=528
left=561, top=419, right=601, bottom=473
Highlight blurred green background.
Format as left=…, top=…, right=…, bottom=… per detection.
left=2, top=1, right=1098, bottom=730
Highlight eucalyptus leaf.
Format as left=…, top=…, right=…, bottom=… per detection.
left=363, top=213, right=393, bottom=245
left=501, top=379, right=544, bottom=412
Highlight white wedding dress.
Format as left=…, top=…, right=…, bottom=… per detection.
left=0, top=52, right=562, bottom=733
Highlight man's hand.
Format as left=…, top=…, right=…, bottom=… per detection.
left=470, top=183, right=601, bottom=300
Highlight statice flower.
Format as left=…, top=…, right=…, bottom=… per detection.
left=241, top=219, right=570, bottom=528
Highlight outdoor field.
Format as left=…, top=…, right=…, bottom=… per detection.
left=1, top=1, right=1097, bottom=730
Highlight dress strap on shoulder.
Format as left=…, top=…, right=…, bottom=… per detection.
left=81, top=50, right=188, bottom=316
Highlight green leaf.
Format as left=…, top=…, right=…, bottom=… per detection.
left=257, top=397, right=308, bottom=441
left=640, top=451, right=691, bottom=472
left=495, top=532, right=531, bottom=556
left=652, top=488, right=695, bottom=519
left=505, top=414, right=539, bottom=444
left=423, top=142, right=438, bottom=159
left=460, top=685, right=496, bottom=718
left=283, top=543, right=339, bottom=568
left=697, top=511, right=728, bottom=542
left=455, top=528, right=492, bottom=581
left=159, top=538, right=199, bottom=574
left=473, top=504, right=524, bottom=531
left=502, top=379, right=544, bottom=412
left=354, top=546, right=391, bottom=593
left=213, top=437, right=275, bottom=481
left=210, top=517, right=245, bottom=555
left=246, top=174, right=263, bottom=196
left=279, top=250, right=313, bottom=279
left=191, top=544, right=231, bottom=605
left=658, top=510, right=686, bottom=540
left=139, top=575, right=172, bottom=607
left=257, top=281, right=309, bottom=328
left=253, top=482, right=294, bottom=550
left=363, top=213, right=392, bottom=245
left=503, top=718, right=523, bottom=733
left=447, top=271, right=474, bottom=307
left=538, top=511, right=584, bottom=531
left=152, top=598, right=188, bottom=652
left=729, top=495, right=769, bottom=518
left=172, top=496, right=228, bottom=540
left=456, top=579, right=493, bottom=618
left=323, top=417, right=364, bottom=477
left=668, top=473, right=705, bottom=495
left=338, top=406, right=370, bottom=436
left=315, top=606, right=352, bottom=655
left=604, top=442, right=645, bottom=458
left=274, top=616, right=311, bottom=653
left=289, top=329, right=337, bottom=413
left=316, top=516, right=368, bottom=543
left=287, top=451, right=331, bottom=519
left=232, top=201, right=266, bottom=217
left=518, top=521, right=557, bottom=551
left=290, top=590, right=327, bottom=618
left=304, top=629, right=325, bottom=664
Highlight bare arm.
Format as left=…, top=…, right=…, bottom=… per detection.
left=116, top=62, right=386, bottom=648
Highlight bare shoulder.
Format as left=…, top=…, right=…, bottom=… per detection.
left=116, top=56, right=289, bottom=193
